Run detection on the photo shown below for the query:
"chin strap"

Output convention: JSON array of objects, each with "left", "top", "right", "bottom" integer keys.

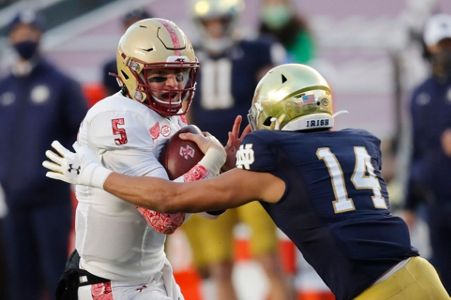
[{"left": 270, "top": 114, "right": 286, "bottom": 130}]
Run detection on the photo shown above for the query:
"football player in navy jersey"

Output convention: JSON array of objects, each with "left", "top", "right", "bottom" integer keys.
[{"left": 43, "top": 64, "right": 450, "bottom": 300}]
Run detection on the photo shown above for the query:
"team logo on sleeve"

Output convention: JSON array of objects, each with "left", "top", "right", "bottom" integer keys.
[{"left": 236, "top": 144, "right": 254, "bottom": 170}]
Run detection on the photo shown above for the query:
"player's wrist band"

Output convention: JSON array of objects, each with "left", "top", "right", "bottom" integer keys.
[
  {"left": 89, "top": 165, "right": 113, "bottom": 188},
  {"left": 199, "top": 146, "right": 226, "bottom": 175}
]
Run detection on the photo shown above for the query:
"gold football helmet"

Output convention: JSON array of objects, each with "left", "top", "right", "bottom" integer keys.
[
  {"left": 191, "top": 0, "right": 244, "bottom": 20},
  {"left": 248, "top": 64, "right": 334, "bottom": 131},
  {"left": 116, "top": 18, "right": 199, "bottom": 117},
  {"left": 191, "top": 0, "right": 244, "bottom": 52}
]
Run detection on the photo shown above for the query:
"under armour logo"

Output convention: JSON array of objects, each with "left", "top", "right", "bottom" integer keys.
[
  {"left": 136, "top": 284, "right": 147, "bottom": 292},
  {"left": 236, "top": 144, "right": 255, "bottom": 170},
  {"left": 68, "top": 164, "right": 81, "bottom": 175},
  {"left": 180, "top": 145, "right": 195, "bottom": 160}
]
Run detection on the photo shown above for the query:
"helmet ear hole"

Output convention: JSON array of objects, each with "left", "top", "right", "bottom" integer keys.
[
  {"left": 263, "top": 117, "right": 273, "bottom": 126},
  {"left": 121, "top": 70, "right": 129, "bottom": 80}
]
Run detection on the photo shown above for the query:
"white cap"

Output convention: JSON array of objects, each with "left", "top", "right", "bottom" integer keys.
[{"left": 423, "top": 14, "right": 451, "bottom": 46}]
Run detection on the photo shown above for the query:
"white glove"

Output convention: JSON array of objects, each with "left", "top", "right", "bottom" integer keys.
[{"left": 42, "top": 140, "right": 112, "bottom": 188}]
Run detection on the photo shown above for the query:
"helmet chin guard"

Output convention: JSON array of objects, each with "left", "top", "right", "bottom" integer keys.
[{"left": 133, "top": 61, "right": 198, "bottom": 117}]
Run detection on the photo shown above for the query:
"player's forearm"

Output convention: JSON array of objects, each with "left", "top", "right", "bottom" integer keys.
[
  {"left": 104, "top": 172, "right": 177, "bottom": 212},
  {"left": 103, "top": 172, "right": 216, "bottom": 213},
  {"left": 103, "top": 169, "right": 265, "bottom": 213},
  {"left": 104, "top": 172, "right": 232, "bottom": 213}
]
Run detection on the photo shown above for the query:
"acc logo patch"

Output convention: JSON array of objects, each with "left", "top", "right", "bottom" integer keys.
[
  {"left": 236, "top": 144, "right": 254, "bottom": 170},
  {"left": 161, "top": 124, "right": 171, "bottom": 137}
]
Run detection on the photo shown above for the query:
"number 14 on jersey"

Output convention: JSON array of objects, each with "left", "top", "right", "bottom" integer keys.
[{"left": 317, "top": 146, "right": 387, "bottom": 214}]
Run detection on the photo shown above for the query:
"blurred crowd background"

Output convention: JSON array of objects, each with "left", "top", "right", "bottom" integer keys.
[
  {"left": 0, "top": 0, "right": 448, "bottom": 153},
  {"left": 0, "top": 0, "right": 450, "bottom": 299}
]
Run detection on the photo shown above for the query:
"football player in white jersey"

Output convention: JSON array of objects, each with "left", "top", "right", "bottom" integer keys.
[{"left": 51, "top": 18, "right": 227, "bottom": 300}]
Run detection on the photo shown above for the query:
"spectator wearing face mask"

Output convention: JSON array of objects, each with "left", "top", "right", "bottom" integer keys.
[
  {"left": 402, "top": 13, "right": 451, "bottom": 295},
  {"left": 258, "top": 0, "right": 315, "bottom": 64},
  {"left": 0, "top": 10, "right": 87, "bottom": 300}
]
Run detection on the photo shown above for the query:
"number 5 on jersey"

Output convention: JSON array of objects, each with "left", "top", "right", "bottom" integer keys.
[
  {"left": 317, "top": 146, "right": 387, "bottom": 214},
  {"left": 112, "top": 118, "right": 128, "bottom": 145}
]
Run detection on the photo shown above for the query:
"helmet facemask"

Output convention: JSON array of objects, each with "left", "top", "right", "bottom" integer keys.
[{"left": 126, "top": 60, "right": 198, "bottom": 117}]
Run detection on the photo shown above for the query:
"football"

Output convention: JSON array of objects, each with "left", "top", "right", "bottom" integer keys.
[{"left": 159, "top": 125, "right": 204, "bottom": 180}]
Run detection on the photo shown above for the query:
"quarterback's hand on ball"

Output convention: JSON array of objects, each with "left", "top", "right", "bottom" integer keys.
[
  {"left": 179, "top": 131, "right": 226, "bottom": 175},
  {"left": 42, "top": 140, "right": 112, "bottom": 188}
]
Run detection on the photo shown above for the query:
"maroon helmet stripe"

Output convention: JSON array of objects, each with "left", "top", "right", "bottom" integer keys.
[{"left": 160, "top": 19, "right": 181, "bottom": 55}]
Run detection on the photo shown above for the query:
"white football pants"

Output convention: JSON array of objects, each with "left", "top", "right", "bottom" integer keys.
[{"left": 78, "top": 261, "right": 184, "bottom": 300}]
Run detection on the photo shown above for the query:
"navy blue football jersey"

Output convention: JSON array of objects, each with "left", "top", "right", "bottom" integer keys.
[
  {"left": 236, "top": 128, "right": 418, "bottom": 300},
  {"left": 191, "top": 37, "right": 279, "bottom": 144}
]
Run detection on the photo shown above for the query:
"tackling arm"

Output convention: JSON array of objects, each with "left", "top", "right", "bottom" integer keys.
[
  {"left": 103, "top": 168, "right": 285, "bottom": 213},
  {"left": 42, "top": 117, "right": 283, "bottom": 213}
]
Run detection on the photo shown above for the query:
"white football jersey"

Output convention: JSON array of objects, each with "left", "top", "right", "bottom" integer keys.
[{"left": 75, "top": 92, "right": 187, "bottom": 282}]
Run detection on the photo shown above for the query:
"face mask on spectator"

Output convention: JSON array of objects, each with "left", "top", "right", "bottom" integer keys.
[
  {"left": 431, "top": 49, "right": 451, "bottom": 80},
  {"left": 261, "top": 5, "right": 292, "bottom": 30},
  {"left": 13, "top": 40, "right": 39, "bottom": 60}
]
